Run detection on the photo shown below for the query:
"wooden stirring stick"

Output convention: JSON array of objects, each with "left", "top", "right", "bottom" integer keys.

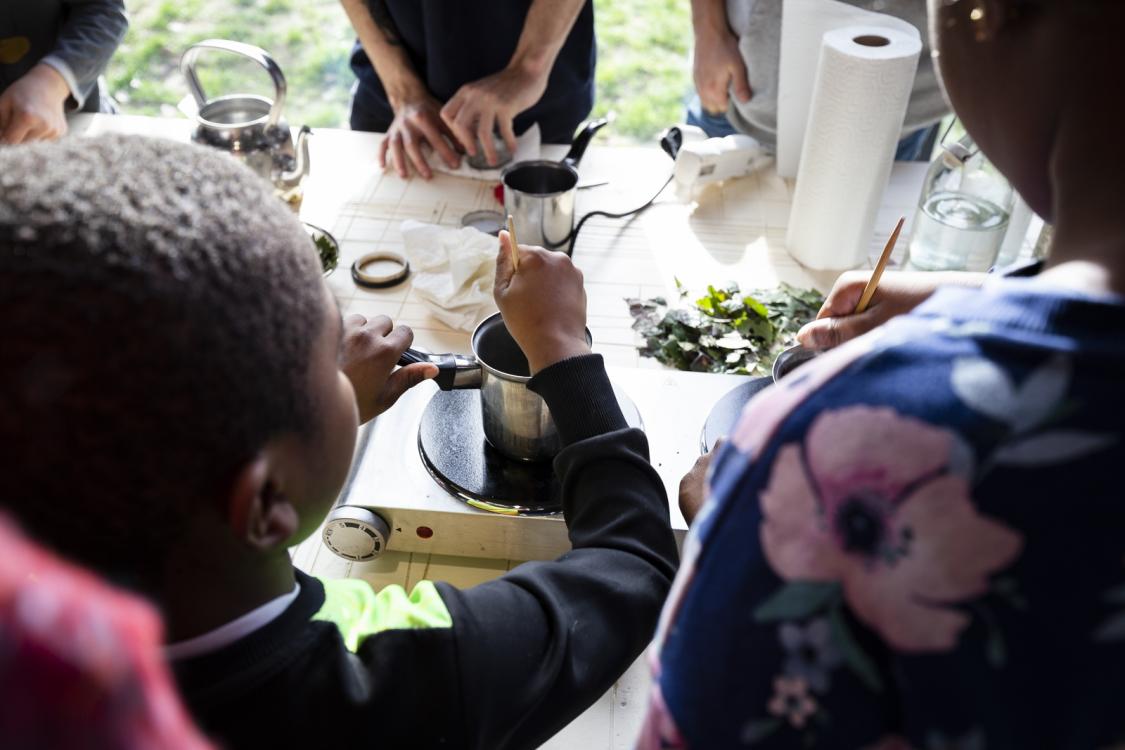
[
  {"left": 854, "top": 216, "right": 905, "bottom": 314},
  {"left": 506, "top": 214, "right": 520, "bottom": 272}
]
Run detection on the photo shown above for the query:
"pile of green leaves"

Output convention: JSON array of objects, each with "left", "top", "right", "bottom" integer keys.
[{"left": 627, "top": 282, "right": 824, "bottom": 376}]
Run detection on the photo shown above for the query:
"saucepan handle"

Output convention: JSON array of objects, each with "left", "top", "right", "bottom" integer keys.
[
  {"left": 398, "top": 349, "right": 481, "bottom": 391},
  {"left": 561, "top": 113, "right": 613, "bottom": 170}
]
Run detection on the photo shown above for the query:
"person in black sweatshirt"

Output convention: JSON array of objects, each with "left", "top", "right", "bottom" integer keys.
[{"left": 0, "top": 133, "right": 678, "bottom": 750}]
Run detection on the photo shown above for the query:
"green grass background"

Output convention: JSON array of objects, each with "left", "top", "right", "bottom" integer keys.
[{"left": 107, "top": 0, "right": 693, "bottom": 145}]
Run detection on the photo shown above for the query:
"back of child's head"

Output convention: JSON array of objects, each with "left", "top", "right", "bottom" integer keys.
[{"left": 0, "top": 134, "right": 325, "bottom": 590}]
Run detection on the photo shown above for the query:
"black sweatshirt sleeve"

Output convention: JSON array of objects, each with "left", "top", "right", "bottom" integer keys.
[
  {"left": 168, "top": 355, "right": 678, "bottom": 750},
  {"left": 435, "top": 354, "right": 679, "bottom": 750}
]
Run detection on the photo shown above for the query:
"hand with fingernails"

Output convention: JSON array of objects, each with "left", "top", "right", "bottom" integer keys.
[
  {"left": 796, "top": 270, "right": 985, "bottom": 351},
  {"left": 378, "top": 90, "right": 463, "bottom": 181},
  {"left": 440, "top": 65, "right": 548, "bottom": 169},
  {"left": 339, "top": 314, "right": 438, "bottom": 423},
  {"left": 494, "top": 231, "right": 590, "bottom": 374},
  {"left": 0, "top": 64, "right": 70, "bottom": 145}
]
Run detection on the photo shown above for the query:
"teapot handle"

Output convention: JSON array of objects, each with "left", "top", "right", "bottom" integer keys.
[{"left": 180, "top": 39, "right": 286, "bottom": 130}]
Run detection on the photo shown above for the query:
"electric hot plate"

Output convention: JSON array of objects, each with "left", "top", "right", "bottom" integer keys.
[{"left": 418, "top": 387, "right": 642, "bottom": 515}]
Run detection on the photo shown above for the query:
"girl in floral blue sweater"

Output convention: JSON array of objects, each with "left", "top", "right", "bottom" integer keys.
[{"left": 639, "top": 0, "right": 1125, "bottom": 748}]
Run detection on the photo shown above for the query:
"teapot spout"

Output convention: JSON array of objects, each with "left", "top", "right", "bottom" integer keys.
[{"left": 276, "top": 125, "right": 311, "bottom": 188}]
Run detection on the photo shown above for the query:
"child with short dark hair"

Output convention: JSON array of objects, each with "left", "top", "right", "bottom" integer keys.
[{"left": 0, "top": 134, "right": 677, "bottom": 749}]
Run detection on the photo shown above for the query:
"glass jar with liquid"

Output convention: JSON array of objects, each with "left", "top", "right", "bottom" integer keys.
[{"left": 905, "top": 132, "right": 1014, "bottom": 272}]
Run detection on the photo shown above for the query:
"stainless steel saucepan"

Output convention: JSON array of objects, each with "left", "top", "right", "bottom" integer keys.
[
  {"left": 398, "top": 313, "right": 591, "bottom": 462},
  {"left": 501, "top": 117, "right": 610, "bottom": 255}
]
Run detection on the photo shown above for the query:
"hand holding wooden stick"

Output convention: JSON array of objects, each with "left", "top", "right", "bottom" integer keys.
[
  {"left": 506, "top": 214, "right": 520, "bottom": 272},
  {"left": 854, "top": 216, "right": 905, "bottom": 314}
]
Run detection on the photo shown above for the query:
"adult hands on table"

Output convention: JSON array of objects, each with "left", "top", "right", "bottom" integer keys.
[
  {"left": 340, "top": 313, "right": 438, "bottom": 424},
  {"left": 797, "top": 270, "right": 986, "bottom": 350},
  {"left": 379, "top": 89, "right": 462, "bottom": 180},
  {"left": 494, "top": 231, "right": 590, "bottom": 374},
  {"left": 440, "top": 64, "right": 549, "bottom": 167},
  {"left": 0, "top": 64, "right": 70, "bottom": 145}
]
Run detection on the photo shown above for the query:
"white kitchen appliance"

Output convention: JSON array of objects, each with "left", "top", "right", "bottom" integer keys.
[{"left": 673, "top": 130, "right": 774, "bottom": 200}]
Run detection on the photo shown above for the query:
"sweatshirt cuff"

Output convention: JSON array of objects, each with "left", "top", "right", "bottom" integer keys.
[
  {"left": 39, "top": 55, "right": 87, "bottom": 110},
  {"left": 528, "top": 354, "right": 627, "bottom": 446}
]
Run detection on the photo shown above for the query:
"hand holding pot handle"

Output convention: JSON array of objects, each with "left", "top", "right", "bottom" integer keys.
[{"left": 495, "top": 231, "right": 591, "bottom": 374}]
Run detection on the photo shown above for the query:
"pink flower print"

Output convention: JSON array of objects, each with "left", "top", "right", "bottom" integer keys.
[
  {"left": 760, "top": 406, "right": 1023, "bottom": 652},
  {"left": 767, "top": 675, "right": 817, "bottom": 729}
]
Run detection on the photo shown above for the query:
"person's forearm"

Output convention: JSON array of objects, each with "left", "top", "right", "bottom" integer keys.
[
  {"left": 49, "top": 0, "right": 128, "bottom": 107},
  {"left": 437, "top": 355, "right": 677, "bottom": 749},
  {"left": 691, "top": 0, "right": 732, "bottom": 38},
  {"left": 339, "top": 0, "right": 425, "bottom": 108},
  {"left": 508, "top": 0, "right": 586, "bottom": 81}
]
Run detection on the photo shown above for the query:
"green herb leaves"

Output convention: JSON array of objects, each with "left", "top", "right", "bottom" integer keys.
[
  {"left": 312, "top": 233, "right": 339, "bottom": 274},
  {"left": 627, "top": 282, "right": 824, "bottom": 377}
]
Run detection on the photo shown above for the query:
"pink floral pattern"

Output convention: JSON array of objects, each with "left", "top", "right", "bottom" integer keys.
[
  {"left": 760, "top": 406, "right": 1023, "bottom": 652},
  {"left": 767, "top": 676, "right": 818, "bottom": 728}
]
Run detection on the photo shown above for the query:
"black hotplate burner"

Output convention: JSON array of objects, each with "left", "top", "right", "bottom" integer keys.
[{"left": 418, "top": 387, "right": 642, "bottom": 515}]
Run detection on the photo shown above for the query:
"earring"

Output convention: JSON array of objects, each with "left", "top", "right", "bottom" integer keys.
[
  {"left": 940, "top": 0, "right": 997, "bottom": 41},
  {"left": 969, "top": 1, "right": 991, "bottom": 42}
]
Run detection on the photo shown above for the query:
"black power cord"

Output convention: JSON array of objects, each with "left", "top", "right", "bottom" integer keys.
[
  {"left": 562, "top": 126, "right": 684, "bottom": 255},
  {"left": 566, "top": 173, "right": 674, "bottom": 255}
]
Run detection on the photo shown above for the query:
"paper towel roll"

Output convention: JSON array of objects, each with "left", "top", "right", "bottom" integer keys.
[
  {"left": 785, "top": 26, "right": 921, "bottom": 271},
  {"left": 777, "top": 0, "right": 921, "bottom": 179}
]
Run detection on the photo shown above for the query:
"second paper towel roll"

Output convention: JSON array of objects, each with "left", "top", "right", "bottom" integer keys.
[{"left": 786, "top": 26, "right": 921, "bottom": 271}]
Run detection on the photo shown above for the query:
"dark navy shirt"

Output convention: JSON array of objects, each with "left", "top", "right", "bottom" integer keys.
[
  {"left": 348, "top": 0, "right": 595, "bottom": 143},
  {"left": 0, "top": 0, "right": 127, "bottom": 112},
  {"left": 639, "top": 279, "right": 1125, "bottom": 749}
]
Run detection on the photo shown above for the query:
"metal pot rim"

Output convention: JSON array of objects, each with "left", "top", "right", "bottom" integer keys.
[
  {"left": 195, "top": 94, "right": 273, "bottom": 132},
  {"left": 471, "top": 313, "right": 529, "bottom": 383},
  {"left": 470, "top": 312, "right": 592, "bottom": 383},
  {"left": 500, "top": 160, "right": 579, "bottom": 196}
]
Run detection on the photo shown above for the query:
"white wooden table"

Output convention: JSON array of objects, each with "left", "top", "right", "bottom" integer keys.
[{"left": 71, "top": 113, "right": 927, "bottom": 749}]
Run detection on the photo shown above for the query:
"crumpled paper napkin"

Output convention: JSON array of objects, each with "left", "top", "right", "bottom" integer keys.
[
  {"left": 402, "top": 220, "right": 499, "bottom": 332},
  {"left": 427, "top": 124, "right": 541, "bottom": 181}
]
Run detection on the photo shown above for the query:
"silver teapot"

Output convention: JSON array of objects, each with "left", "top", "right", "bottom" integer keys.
[{"left": 180, "top": 39, "right": 310, "bottom": 192}]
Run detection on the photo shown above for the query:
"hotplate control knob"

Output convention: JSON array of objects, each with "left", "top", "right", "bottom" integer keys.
[{"left": 322, "top": 506, "right": 391, "bottom": 562}]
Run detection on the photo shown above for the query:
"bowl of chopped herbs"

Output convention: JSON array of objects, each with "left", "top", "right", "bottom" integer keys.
[
  {"left": 303, "top": 222, "right": 339, "bottom": 276},
  {"left": 627, "top": 281, "right": 825, "bottom": 378}
]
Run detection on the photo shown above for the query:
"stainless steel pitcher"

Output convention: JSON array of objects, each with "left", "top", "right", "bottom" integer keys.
[
  {"left": 501, "top": 117, "right": 609, "bottom": 255},
  {"left": 180, "top": 39, "right": 310, "bottom": 192},
  {"left": 399, "top": 313, "right": 591, "bottom": 462}
]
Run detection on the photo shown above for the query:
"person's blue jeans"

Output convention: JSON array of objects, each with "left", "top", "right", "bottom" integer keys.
[
  {"left": 685, "top": 95, "right": 739, "bottom": 138},
  {"left": 685, "top": 95, "right": 938, "bottom": 162},
  {"left": 893, "top": 124, "right": 939, "bottom": 161}
]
